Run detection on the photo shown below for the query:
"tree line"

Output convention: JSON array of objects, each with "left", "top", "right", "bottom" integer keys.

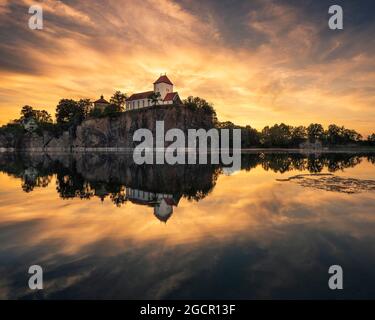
[
  {"left": 218, "top": 121, "right": 375, "bottom": 147},
  {"left": 1, "top": 94, "right": 374, "bottom": 147}
]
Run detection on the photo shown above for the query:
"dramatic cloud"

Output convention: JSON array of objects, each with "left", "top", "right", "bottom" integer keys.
[{"left": 0, "top": 0, "right": 374, "bottom": 135}]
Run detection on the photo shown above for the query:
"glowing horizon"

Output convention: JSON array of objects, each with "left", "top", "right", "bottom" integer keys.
[{"left": 0, "top": 0, "right": 374, "bottom": 136}]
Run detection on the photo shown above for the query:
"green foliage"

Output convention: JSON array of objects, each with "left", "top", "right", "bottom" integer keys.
[
  {"left": 368, "top": 133, "right": 375, "bottom": 145},
  {"left": 20, "top": 105, "right": 52, "bottom": 124},
  {"left": 3, "top": 94, "right": 372, "bottom": 150},
  {"left": 291, "top": 126, "right": 307, "bottom": 146},
  {"left": 218, "top": 121, "right": 260, "bottom": 147},
  {"left": 20, "top": 105, "right": 34, "bottom": 119},
  {"left": 110, "top": 91, "right": 127, "bottom": 111},
  {"left": 39, "top": 122, "right": 64, "bottom": 137},
  {"left": 183, "top": 96, "right": 218, "bottom": 124},
  {"left": 55, "top": 99, "right": 85, "bottom": 125},
  {"left": 148, "top": 92, "right": 161, "bottom": 106},
  {"left": 77, "top": 99, "right": 93, "bottom": 118},
  {"left": 0, "top": 122, "right": 24, "bottom": 136},
  {"left": 89, "top": 107, "right": 103, "bottom": 118},
  {"left": 326, "top": 124, "right": 362, "bottom": 145},
  {"left": 261, "top": 123, "right": 295, "bottom": 147},
  {"left": 103, "top": 104, "right": 122, "bottom": 118},
  {"left": 307, "top": 123, "right": 324, "bottom": 143}
]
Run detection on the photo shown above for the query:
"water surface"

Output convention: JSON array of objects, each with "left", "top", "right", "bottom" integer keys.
[{"left": 0, "top": 152, "right": 375, "bottom": 299}]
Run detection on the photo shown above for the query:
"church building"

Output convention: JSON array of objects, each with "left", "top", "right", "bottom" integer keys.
[
  {"left": 93, "top": 95, "right": 110, "bottom": 111},
  {"left": 125, "top": 74, "right": 182, "bottom": 110}
]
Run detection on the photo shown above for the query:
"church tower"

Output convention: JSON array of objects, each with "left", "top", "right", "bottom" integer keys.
[{"left": 153, "top": 74, "right": 173, "bottom": 100}]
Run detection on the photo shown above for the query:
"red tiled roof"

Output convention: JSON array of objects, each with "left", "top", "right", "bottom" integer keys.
[
  {"left": 164, "top": 92, "right": 178, "bottom": 101},
  {"left": 163, "top": 197, "right": 176, "bottom": 206},
  {"left": 154, "top": 75, "right": 173, "bottom": 85},
  {"left": 94, "top": 95, "right": 109, "bottom": 104},
  {"left": 126, "top": 91, "right": 154, "bottom": 101}
]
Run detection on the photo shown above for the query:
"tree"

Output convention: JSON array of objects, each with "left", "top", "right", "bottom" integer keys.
[
  {"left": 326, "top": 124, "right": 362, "bottom": 145},
  {"left": 89, "top": 107, "right": 103, "bottom": 118},
  {"left": 103, "top": 104, "right": 122, "bottom": 117},
  {"left": 35, "top": 110, "right": 52, "bottom": 124},
  {"left": 368, "top": 133, "right": 375, "bottom": 145},
  {"left": 110, "top": 91, "right": 127, "bottom": 111},
  {"left": 55, "top": 99, "right": 83, "bottom": 125},
  {"left": 20, "top": 105, "right": 35, "bottom": 119},
  {"left": 183, "top": 96, "right": 198, "bottom": 111},
  {"left": 307, "top": 123, "right": 324, "bottom": 143},
  {"left": 77, "top": 99, "right": 93, "bottom": 118},
  {"left": 183, "top": 96, "right": 218, "bottom": 124},
  {"left": 148, "top": 92, "right": 161, "bottom": 106},
  {"left": 342, "top": 128, "right": 362, "bottom": 143},
  {"left": 243, "top": 125, "right": 260, "bottom": 147},
  {"left": 291, "top": 126, "right": 307, "bottom": 146},
  {"left": 20, "top": 105, "right": 52, "bottom": 124},
  {"left": 261, "top": 123, "right": 293, "bottom": 147}
]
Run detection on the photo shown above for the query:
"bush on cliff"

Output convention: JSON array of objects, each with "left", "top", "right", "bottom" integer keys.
[
  {"left": 88, "top": 104, "right": 122, "bottom": 119},
  {"left": 56, "top": 99, "right": 85, "bottom": 125},
  {"left": 183, "top": 96, "right": 218, "bottom": 125},
  {"left": 0, "top": 122, "right": 24, "bottom": 136}
]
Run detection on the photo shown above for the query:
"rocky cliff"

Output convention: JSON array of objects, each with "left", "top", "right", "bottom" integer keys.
[{"left": 0, "top": 105, "right": 214, "bottom": 151}]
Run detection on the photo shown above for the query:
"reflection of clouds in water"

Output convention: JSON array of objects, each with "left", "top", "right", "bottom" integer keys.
[
  {"left": 0, "top": 155, "right": 375, "bottom": 298},
  {"left": 2, "top": 219, "right": 375, "bottom": 299}
]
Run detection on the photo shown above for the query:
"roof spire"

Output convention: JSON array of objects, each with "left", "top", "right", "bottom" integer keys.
[{"left": 154, "top": 74, "right": 173, "bottom": 85}]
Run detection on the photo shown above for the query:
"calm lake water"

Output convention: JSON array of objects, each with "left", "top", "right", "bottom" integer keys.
[{"left": 0, "top": 152, "right": 375, "bottom": 299}]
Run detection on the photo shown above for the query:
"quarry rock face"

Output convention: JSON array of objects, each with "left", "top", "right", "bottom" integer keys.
[{"left": 0, "top": 106, "right": 214, "bottom": 151}]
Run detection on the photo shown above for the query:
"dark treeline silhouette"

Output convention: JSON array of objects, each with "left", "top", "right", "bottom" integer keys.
[
  {"left": 0, "top": 91, "right": 128, "bottom": 138},
  {"left": 219, "top": 121, "right": 374, "bottom": 148},
  {"left": 1, "top": 96, "right": 374, "bottom": 148},
  {"left": 0, "top": 153, "right": 374, "bottom": 205}
]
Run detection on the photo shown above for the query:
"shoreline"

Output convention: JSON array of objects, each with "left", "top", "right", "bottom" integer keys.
[{"left": 1, "top": 147, "right": 375, "bottom": 154}]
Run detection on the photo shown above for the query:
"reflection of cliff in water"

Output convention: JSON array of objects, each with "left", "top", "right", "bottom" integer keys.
[
  {"left": 0, "top": 153, "right": 221, "bottom": 222},
  {"left": 0, "top": 152, "right": 374, "bottom": 221}
]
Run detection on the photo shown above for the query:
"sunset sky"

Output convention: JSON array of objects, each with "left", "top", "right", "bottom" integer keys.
[{"left": 0, "top": 0, "right": 374, "bottom": 135}]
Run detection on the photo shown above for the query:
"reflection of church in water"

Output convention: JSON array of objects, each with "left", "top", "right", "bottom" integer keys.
[
  {"left": 126, "top": 188, "right": 181, "bottom": 223},
  {"left": 94, "top": 185, "right": 181, "bottom": 223}
]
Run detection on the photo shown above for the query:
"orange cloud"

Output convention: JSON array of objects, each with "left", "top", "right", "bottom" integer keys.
[{"left": 0, "top": 0, "right": 374, "bottom": 136}]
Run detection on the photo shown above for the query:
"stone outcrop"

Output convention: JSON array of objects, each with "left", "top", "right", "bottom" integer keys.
[{"left": 0, "top": 105, "right": 214, "bottom": 151}]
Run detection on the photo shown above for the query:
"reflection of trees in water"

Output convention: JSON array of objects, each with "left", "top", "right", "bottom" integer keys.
[
  {"left": 368, "top": 155, "right": 375, "bottom": 165},
  {"left": 110, "top": 186, "right": 127, "bottom": 207},
  {"left": 56, "top": 163, "right": 94, "bottom": 200},
  {"left": 22, "top": 175, "right": 52, "bottom": 193},
  {"left": 0, "top": 154, "right": 220, "bottom": 211},
  {"left": 0, "top": 152, "right": 374, "bottom": 205},
  {"left": 241, "top": 153, "right": 366, "bottom": 174},
  {"left": 179, "top": 166, "right": 221, "bottom": 202}
]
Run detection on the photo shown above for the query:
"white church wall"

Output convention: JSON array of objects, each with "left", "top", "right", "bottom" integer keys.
[{"left": 154, "top": 82, "right": 173, "bottom": 99}]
